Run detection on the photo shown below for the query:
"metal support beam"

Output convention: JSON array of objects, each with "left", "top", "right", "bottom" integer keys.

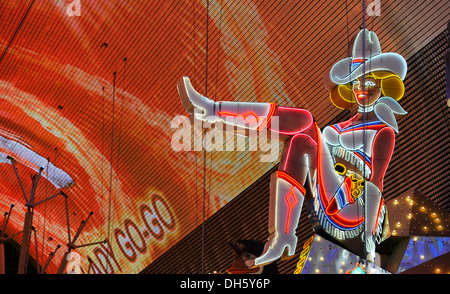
[
  {"left": 64, "top": 194, "right": 71, "bottom": 244},
  {"left": 17, "top": 168, "right": 42, "bottom": 274},
  {"left": 8, "top": 156, "right": 68, "bottom": 274},
  {"left": 57, "top": 211, "right": 105, "bottom": 274},
  {"left": 17, "top": 207, "right": 33, "bottom": 274},
  {"left": 33, "top": 191, "right": 64, "bottom": 208}
]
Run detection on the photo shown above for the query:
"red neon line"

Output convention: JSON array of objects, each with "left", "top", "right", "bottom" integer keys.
[
  {"left": 344, "top": 176, "right": 355, "bottom": 204},
  {"left": 282, "top": 133, "right": 317, "bottom": 171},
  {"left": 257, "top": 103, "right": 276, "bottom": 130},
  {"left": 354, "top": 152, "right": 372, "bottom": 169},
  {"left": 340, "top": 125, "right": 386, "bottom": 133},
  {"left": 285, "top": 186, "right": 297, "bottom": 233},
  {"left": 372, "top": 199, "right": 385, "bottom": 235},
  {"left": 370, "top": 127, "right": 395, "bottom": 191},
  {"left": 352, "top": 59, "right": 365, "bottom": 63},
  {"left": 330, "top": 125, "right": 340, "bottom": 133},
  {"left": 276, "top": 170, "right": 306, "bottom": 195},
  {"left": 217, "top": 103, "right": 276, "bottom": 130},
  {"left": 217, "top": 111, "right": 261, "bottom": 124}
]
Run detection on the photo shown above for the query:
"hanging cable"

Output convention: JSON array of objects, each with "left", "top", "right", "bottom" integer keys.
[
  {"left": 201, "top": 0, "right": 211, "bottom": 275},
  {"left": 101, "top": 85, "right": 106, "bottom": 237},
  {"left": 40, "top": 158, "right": 50, "bottom": 274},
  {"left": 0, "top": 0, "right": 35, "bottom": 67},
  {"left": 361, "top": 0, "right": 368, "bottom": 264},
  {"left": 192, "top": 0, "right": 199, "bottom": 231},
  {"left": 107, "top": 72, "right": 117, "bottom": 249}
]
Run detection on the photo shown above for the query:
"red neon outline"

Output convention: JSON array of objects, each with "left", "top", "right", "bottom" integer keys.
[
  {"left": 282, "top": 133, "right": 317, "bottom": 171},
  {"left": 352, "top": 59, "right": 366, "bottom": 64},
  {"left": 217, "top": 111, "right": 261, "bottom": 124},
  {"left": 324, "top": 176, "right": 353, "bottom": 216},
  {"left": 372, "top": 198, "right": 385, "bottom": 235},
  {"left": 217, "top": 103, "right": 276, "bottom": 130},
  {"left": 268, "top": 107, "right": 313, "bottom": 135},
  {"left": 354, "top": 152, "right": 372, "bottom": 169},
  {"left": 276, "top": 170, "right": 306, "bottom": 195},
  {"left": 369, "top": 127, "right": 395, "bottom": 191},
  {"left": 344, "top": 176, "right": 355, "bottom": 204},
  {"left": 340, "top": 124, "right": 386, "bottom": 133},
  {"left": 285, "top": 186, "right": 297, "bottom": 233},
  {"left": 316, "top": 124, "right": 364, "bottom": 228},
  {"left": 330, "top": 125, "right": 340, "bottom": 133},
  {"left": 257, "top": 103, "right": 276, "bottom": 130},
  {"left": 332, "top": 122, "right": 387, "bottom": 134}
]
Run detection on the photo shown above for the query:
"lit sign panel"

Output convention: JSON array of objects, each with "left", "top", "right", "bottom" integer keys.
[{"left": 177, "top": 29, "right": 407, "bottom": 266}]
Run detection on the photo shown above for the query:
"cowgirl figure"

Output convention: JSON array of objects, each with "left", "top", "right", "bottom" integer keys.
[{"left": 177, "top": 29, "right": 407, "bottom": 267}]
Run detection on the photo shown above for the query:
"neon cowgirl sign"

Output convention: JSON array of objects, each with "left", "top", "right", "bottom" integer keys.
[{"left": 177, "top": 29, "right": 407, "bottom": 266}]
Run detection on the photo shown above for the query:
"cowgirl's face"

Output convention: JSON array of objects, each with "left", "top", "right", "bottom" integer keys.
[{"left": 352, "top": 75, "right": 381, "bottom": 107}]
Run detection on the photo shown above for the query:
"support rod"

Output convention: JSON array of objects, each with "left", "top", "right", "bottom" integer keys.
[
  {"left": 8, "top": 157, "right": 29, "bottom": 203},
  {"left": 75, "top": 239, "right": 107, "bottom": 249},
  {"left": 41, "top": 245, "right": 61, "bottom": 274},
  {"left": 17, "top": 168, "right": 42, "bottom": 274},
  {"left": 64, "top": 195, "right": 71, "bottom": 244},
  {"left": 1, "top": 205, "right": 14, "bottom": 238},
  {"left": 33, "top": 227, "right": 40, "bottom": 274},
  {"left": 33, "top": 191, "right": 64, "bottom": 208},
  {"left": 57, "top": 211, "right": 95, "bottom": 274}
]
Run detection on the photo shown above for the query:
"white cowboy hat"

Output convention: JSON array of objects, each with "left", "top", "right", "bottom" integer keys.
[{"left": 329, "top": 29, "right": 407, "bottom": 85}]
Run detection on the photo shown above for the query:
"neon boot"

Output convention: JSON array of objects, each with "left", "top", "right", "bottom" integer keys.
[{"left": 251, "top": 171, "right": 306, "bottom": 267}]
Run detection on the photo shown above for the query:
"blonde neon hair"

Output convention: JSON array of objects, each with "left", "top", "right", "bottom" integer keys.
[{"left": 329, "top": 71, "right": 405, "bottom": 110}]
